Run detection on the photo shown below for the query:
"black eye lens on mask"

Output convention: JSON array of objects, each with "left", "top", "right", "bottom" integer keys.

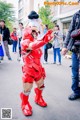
[{"left": 32, "top": 30, "right": 36, "bottom": 32}]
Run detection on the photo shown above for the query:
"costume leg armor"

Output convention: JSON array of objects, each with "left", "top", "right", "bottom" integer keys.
[
  {"left": 20, "top": 73, "right": 33, "bottom": 116},
  {"left": 20, "top": 92, "right": 32, "bottom": 116},
  {"left": 34, "top": 85, "right": 47, "bottom": 107}
]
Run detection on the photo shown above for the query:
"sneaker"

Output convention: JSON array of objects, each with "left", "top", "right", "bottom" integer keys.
[
  {"left": 17, "top": 57, "right": 21, "bottom": 61},
  {"left": 8, "top": 57, "right": 12, "bottom": 60},
  {"left": 14, "top": 52, "right": 17, "bottom": 54},
  {"left": 43, "top": 61, "right": 48, "bottom": 64},
  {"left": 69, "top": 65, "right": 72, "bottom": 67},
  {"left": 0, "top": 57, "right": 4, "bottom": 60},
  {"left": 57, "top": 63, "right": 61, "bottom": 65},
  {"left": 51, "top": 62, "right": 56, "bottom": 64},
  {"left": 68, "top": 93, "right": 80, "bottom": 100},
  {"left": 53, "top": 62, "right": 56, "bottom": 64}
]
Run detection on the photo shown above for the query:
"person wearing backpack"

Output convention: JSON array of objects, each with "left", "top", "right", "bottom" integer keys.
[{"left": 0, "top": 20, "right": 12, "bottom": 60}]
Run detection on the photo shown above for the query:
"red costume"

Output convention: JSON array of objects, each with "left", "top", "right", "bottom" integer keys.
[{"left": 20, "top": 11, "right": 53, "bottom": 116}]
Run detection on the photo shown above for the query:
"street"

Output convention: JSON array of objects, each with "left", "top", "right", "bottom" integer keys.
[{"left": 0, "top": 48, "right": 80, "bottom": 120}]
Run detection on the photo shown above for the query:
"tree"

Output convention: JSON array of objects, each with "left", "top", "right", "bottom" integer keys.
[
  {"left": 0, "top": 0, "right": 15, "bottom": 31},
  {"left": 38, "top": 4, "right": 54, "bottom": 29}
]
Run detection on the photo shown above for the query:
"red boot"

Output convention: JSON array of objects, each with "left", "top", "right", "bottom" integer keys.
[
  {"left": 20, "top": 92, "right": 32, "bottom": 116},
  {"left": 34, "top": 88, "right": 47, "bottom": 107}
]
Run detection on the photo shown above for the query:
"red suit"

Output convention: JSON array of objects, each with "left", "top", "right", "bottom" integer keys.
[{"left": 20, "top": 27, "right": 53, "bottom": 116}]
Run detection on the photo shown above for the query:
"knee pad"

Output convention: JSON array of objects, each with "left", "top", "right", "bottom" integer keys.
[
  {"left": 23, "top": 91, "right": 31, "bottom": 96},
  {"left": 39, "top": 84, "right": 45, "bottom": 90},
  {"left": 40, "top": 84, "right": 45, "bottom": 89}
]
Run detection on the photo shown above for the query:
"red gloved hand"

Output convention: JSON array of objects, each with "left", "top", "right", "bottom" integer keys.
[
  {"left": 43, "top": 30, "right": 53, "bottom": 43},
  {"left": 46, "top": 29, "right": 53, "bottom": 35}
]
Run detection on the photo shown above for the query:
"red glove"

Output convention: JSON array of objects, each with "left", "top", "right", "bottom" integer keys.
[{"left": 43, "top": 29, "right": 53, "bottom": 43}]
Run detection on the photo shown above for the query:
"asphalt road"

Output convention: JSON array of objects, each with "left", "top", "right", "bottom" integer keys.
[{"left": 0, "top": 48, "right": 80, "bottom": 120}]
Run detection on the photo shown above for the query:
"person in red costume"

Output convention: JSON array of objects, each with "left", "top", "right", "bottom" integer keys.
[{"left": 20, "top": 11, "right": 53, "bottom": 116}]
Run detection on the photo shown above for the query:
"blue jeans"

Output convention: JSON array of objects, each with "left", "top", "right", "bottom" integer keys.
[
  {"left": 12, "top": 41, "right": 17, "bottom": 52},
  {"left": 53, "top": 48, "right": 61, "bottom": 63},
  {"left": 71, "top": 52, "right": 80, "bottom": 95}
]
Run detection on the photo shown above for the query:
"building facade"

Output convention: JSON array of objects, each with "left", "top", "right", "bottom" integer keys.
[
  {"left": 51, "top": 0, "right": 80, "bottom": 34},
  {"left": 18, "top": 0, "right": 45, "bottom": 26},
  {"left": 34, "top": 0, "right": 45, "bottom": 12},
  {"left": 18, "top": 0, "right": 34, "bottom": 25}
]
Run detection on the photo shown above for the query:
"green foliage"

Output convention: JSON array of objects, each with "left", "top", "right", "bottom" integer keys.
[
  {"left": 68, "top": 51, "right": 72, "bottom": 55},
  {"left": 6, "top": 20, "right": 13, "bottom": 32},
  {"left": 0, "top": 0, "right": 15, "bottom": 31},
  {"left": 38, "top": 5, "right": 54, "bottom": 29}
]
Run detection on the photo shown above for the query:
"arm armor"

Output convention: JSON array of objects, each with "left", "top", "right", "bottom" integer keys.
[{"left": 29, "top": 30, "right": 53, "bottom": 50}]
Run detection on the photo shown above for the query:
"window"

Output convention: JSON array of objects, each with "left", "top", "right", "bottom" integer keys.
[
  {"left": 18, "top": 0, "right": 23, "bottom": 8},
  {"left": 63, "top": 22, "right": 71, "bottom": 34}
]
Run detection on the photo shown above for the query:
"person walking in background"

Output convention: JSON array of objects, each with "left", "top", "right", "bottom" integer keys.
[
  {"left": 17, "top": 22, "right": 24, "bottom": 61},
  {"left": 52, "top": 25, "right": 62, "bottom": 65},
  {"left": 0, "top": 20, "right": 12, "bottom": 60},
  {"left": 10, "top": 28, "right": 18, "bottom": 53}
]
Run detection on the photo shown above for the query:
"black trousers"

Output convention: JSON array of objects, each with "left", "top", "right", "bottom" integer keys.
[
  {"left": 19, "top": 47, "right": 21, "bottom": 57},
  {"left": 44, "top": 48, "right": 48, "bottom": 62},
  {"left": 19, "top": 38, "right": 22, "bottom": 57}
]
